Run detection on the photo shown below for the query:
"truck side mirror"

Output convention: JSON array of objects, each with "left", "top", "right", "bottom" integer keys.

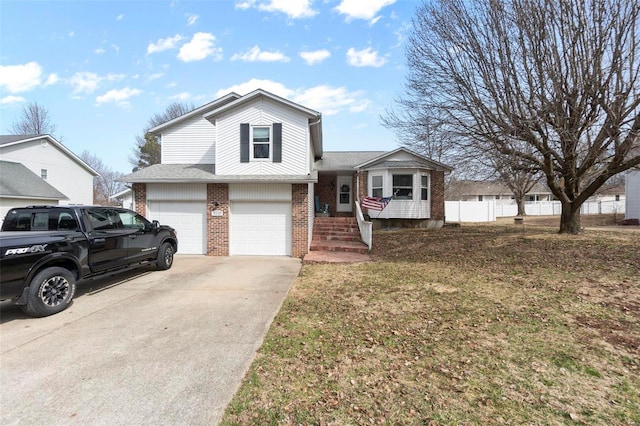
[{"left": 152, "top": 220, "right": 160, "bottom": 231}]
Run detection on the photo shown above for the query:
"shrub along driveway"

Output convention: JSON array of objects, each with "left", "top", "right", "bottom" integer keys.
[{"left": 0, "top": 255, "right": 301, "bottom": 425}]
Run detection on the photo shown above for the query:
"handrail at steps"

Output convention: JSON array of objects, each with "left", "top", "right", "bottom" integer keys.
[{"left": 355, "top": 199, "right": 372, "bottom": 251}]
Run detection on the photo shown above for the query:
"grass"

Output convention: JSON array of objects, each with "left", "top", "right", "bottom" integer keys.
[{"left": 221, "top": 218, "right": 640, "bottom": 425}]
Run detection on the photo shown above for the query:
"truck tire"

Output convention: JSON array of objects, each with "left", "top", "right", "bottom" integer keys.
[
  {"left": 156, "top": 242, "right": 174, "bottom": 270},
  {"left": 22, "top": 267, "right": 76, "bottom": 317}
]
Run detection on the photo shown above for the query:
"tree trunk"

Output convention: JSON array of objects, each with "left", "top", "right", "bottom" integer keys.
[
  {"left": 516, "top": 197, "right": 526, "bottom": 216},
  {"left": 559, "top": 202, "right": 581, "bottom": 234}
]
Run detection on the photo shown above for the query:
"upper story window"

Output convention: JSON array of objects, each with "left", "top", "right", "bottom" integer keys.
[
  {"left": 240, "top": 122, "right": 282, "bottom": 163},
  {"left": 41, "top": 169, "right": 48, "bottom": 180},
  {"left": 371, "top": 175, "right": 383, "bottom": 198},
  {"left": 392, "top": 174, "right": 413, "bottom": 200},
  {"left": 252, "top": 126, "right": 271, "bottom": 160}
]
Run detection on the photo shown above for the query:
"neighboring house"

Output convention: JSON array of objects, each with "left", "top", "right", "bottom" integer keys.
[
  {"left": 626, "top": 169, "right": 640, "bottom": 221},
  {"left": 0, "top": 161, "right": 68, "bottom": 221},
  {"left": 120, "top": 89, "right": 451, "bottom": 257},
  {"left": 589, "top": 182, "right": 626, "bottom": 203},
  {"left": 447, "top": 180, "right": 552, "bottom": 203},
  {"left": 0, "top": 135, "right": 98, "bottom": 209},
  {"left": 110, "top": 187, "right": 134, "bottom": 209}
]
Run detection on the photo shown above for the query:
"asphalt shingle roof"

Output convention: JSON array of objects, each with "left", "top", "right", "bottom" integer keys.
[
  {"left": 314, "top": 151, "right": 386, "bottom": 171},
  {"left": 0, "top": 161, "right": 68, "bottom": 200}
]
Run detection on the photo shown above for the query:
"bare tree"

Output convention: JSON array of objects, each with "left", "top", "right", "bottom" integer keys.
[
  {"left": 10, "top": 102, "right": 57, "bottom": 136},
  {"left": 396, "top": 0, "right": 640, "bottom": 233},
  {"left": 130, "top": 102, "right": 195, "bottom": 169},
  {"left": 80, "top": 151, "right": 125, "bottom": 206}
]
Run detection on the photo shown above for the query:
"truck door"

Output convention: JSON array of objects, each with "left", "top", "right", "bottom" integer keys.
[
  {"left": 113, "top": 209, "right": 158, "bottom": 263},
  {"left": 84, "top": 208, "right": 129, "bottom": 271}
]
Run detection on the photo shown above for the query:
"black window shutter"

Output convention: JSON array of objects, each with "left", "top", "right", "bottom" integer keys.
[
  {"left": 240, "top": 123, "right": 249, "bottom": 163},
  {"left": 273, "top": 122, "right": 282, "bottom": 163}
]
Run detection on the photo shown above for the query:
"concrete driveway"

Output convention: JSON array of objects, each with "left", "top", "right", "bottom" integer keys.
[{"left": 0, "top": 255, "right": 301, "bottom": 425}]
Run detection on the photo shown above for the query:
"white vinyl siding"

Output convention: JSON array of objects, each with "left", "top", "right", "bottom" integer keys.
[
  {"left": 216, "top": 97, "right": 309, "bottom": 175},
  {"left": 0, "top": 140, "right": 94, "bottom": 205},
  {"left": 161, "top": 115, "right": 216, "bottom": 164}
]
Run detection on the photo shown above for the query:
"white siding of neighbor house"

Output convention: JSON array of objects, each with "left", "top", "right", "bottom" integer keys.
[
  {"left": 0, "top": 198, "right": 59, "bottom": 224},
  {"left": 161, "top": 115, "right": 216, "bottom": 164},
  {"left": 215, "top": 97, "right": 310, "bottom": 176},
  {"left": 0, "top": 140, "right": 94, "bottom": 205},
  {"left": 626, "top": 170, "right": 640, "bottom": 220}
]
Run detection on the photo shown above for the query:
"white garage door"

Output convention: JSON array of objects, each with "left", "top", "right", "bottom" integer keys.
[
  {"left": 230, "top": 202, "right": 291, "bottom": 256},
  {"left": 148, "top": 201, "right": 206, "bottom": 254}
]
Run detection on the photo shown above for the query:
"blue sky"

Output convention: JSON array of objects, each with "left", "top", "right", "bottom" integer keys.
[{"left": 0, "top": 0, "right": 417, "bottom": 173}]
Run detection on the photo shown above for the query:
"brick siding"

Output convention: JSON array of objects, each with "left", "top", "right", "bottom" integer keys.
[
  {"left": 207, "top": 183, "right": 229, "bottom": 256},
  {"left": 132, "top": 183, "right": 146, "bottom": 216},
  {"left": 431, "top": 170, "right": 445, "bottom": 220},
  {"left": 291, "top": 183, "right": 309, "bottom": 257}
]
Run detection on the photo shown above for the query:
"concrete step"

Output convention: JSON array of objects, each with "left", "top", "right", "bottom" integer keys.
[{"left": 310, "top": 240, "right": 369, "bottom": 254}]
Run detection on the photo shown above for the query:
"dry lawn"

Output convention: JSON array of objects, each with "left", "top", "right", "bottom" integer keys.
[{"left": 221, "top": 220, "right": 640, "bottom": 425}]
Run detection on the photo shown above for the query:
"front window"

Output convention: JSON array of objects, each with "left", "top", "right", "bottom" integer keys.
[
  {"left": 421, "top": 175, "right": 429, "bottom": 200},
  {"left": 252, "top": 126, "right": 270, "bottom": 159},
  {"left": 371, "top": 175, "right": 383, "bottom": 198},
  {"left": 117, "top": 210, "right": 150, "bottom": 230},
  {"left": 393, "top": 174, "right": 413, "bottom": 199}
]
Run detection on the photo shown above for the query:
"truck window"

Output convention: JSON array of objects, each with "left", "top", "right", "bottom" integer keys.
[
  {"left": 87, "top": 208, "right": 120, "bottom": 231},
  {"left": 57, "top": 212, "right": 79, "bottom": 231},
  {"left": 1, "top": 210, "right": 32, "bottom": 231},
  {"left": 117, "top": 210, "right": 149, "bottom": 230},
  {"left": 32, "top": 213, "right": 49, "bottom": 230}
]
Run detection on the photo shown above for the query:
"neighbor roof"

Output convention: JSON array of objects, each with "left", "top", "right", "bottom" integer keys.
[
  {"left": 0, "top": 134, "right": 99, "bottom": 177},
  {"left": 0, "top": 161, "right": 68, "bottom": 200},
  {"left": 448, "top": 180, "right": 552, "bottom": 197}
]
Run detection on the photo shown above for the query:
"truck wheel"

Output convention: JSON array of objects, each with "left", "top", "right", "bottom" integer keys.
[
  {"left": 156, "top": 242, "right": 174, "bottom": 270},
  {"left": 22, "top": 267, "right": 76, "bottom": 317}
]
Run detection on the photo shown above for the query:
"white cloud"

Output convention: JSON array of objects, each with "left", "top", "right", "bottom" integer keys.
[
  {"left": 334, "top": 0, "right": 396, "bottom": 23},
  {"left": 68, "top": 72, "right": 125, "bottom": 95},
  {"left": 231, "top": 45, "right": 289, "bottom": 62},
  {"left": 1, "top": 95, "right": 26, "bottom": 104},
  {"left": 0, "top": 62, "right": 43, "bottom": 93},
  {"left": 235, "top": 0, "right": 316, "bottom": 18},
  {"left": 346, "top": 47, "right": 388, "bottom": 67},
  {"left": 44, "top": 74, "right": 59, "bottom": 86},
  {"left": 95, "top": 87, "right": 142, "bottom": 108},
  {"left": 69, "top": 31, "right": 75, "bottom": 37},
  {"left": 69, "top": 72, "right": 100, "bottom": 95},
  {"left": 148, "top": 73, "right": 164, "bottom": 81},
  {"left": 169, "top": 92, "right": 193, "bottom": 101},
  {"left": 147, "top": 34, "right": 184, "bottom": 54},
  {"left": 186, "top": 13, "right": 199, "bottom": 25},
  {"left": 116, "top": 14, "right": 124, "bottom": 21},
  {"left": 234, "top": 0, "right": 254, "bottom": 10},
  {"left": 95, "top": 47, "right": 106, "bottom": 55},
  {"left": 216, "top": 79, "right": 294, "bottom": 99},
  {"left": 177, "top": 32, "right": 222, "bottom": 62},
  {"left": 215, "top": 79, "right": 370, "bottom": 116},
  {"left": 299, "top": 49, "right": 331, "bottom": 65},
  {"left": 258, "top": 0, "right": 317, "bottom": 19}
]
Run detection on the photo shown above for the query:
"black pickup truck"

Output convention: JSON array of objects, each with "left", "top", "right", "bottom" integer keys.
[{"left": 0, "top": 205, "right": 178, "bottom": 317}]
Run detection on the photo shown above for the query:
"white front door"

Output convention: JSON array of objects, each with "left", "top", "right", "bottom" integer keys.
[{"left": 336, "top": 175, "right": 353, "bottom": 213}]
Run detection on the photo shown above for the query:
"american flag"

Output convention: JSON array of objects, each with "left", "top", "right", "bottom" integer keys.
[{"left": 362, "top": 196, "right": 393, "bottom": 211}]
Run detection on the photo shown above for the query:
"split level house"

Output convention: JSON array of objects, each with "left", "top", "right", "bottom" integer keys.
[
  {"left": 0, "top": 134, "right": 98, "bottom": 220},
  {"left": 120, "top": 89, "right": 452, "bottom": 257}
]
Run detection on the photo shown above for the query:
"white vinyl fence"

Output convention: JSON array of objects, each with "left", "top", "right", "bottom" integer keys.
[{"left": 446, "top": 200, "right": 625, "bottom": 222}]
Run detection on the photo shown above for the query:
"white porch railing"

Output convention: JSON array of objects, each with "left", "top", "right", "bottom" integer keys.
[{"left": 355, "top": 199, "right": 373, "bottom": 251}]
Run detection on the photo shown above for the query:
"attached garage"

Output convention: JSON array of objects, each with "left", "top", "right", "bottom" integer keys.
[
  {"left": 229, "top": 183, "right": 292, "bottom": 256},
  {"left": 146, "top": 184, "right": 207, "bottom": 255}
]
